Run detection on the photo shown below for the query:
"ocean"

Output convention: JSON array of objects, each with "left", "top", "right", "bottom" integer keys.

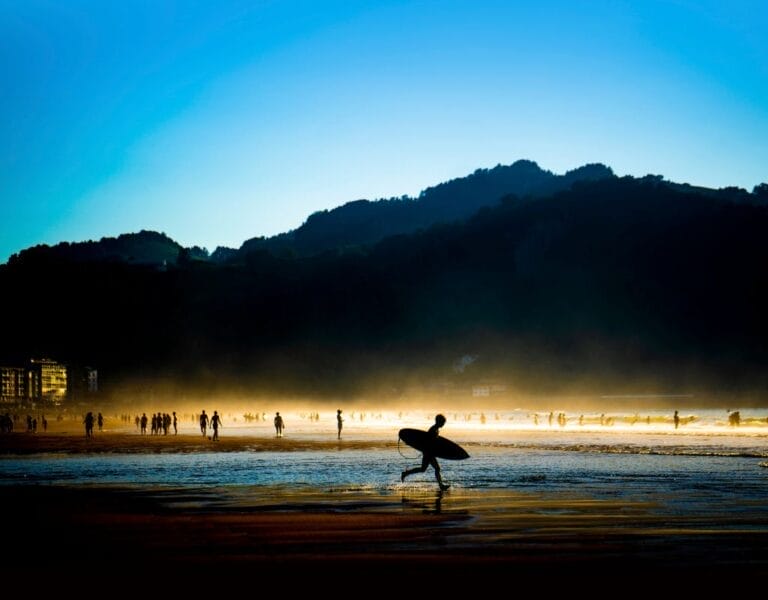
[{"left": 1, "top": 407, "right": 767, "bottom": 519}]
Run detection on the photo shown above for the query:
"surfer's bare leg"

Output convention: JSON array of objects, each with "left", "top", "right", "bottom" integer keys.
[
  {"left": 401, "top": 455, "right": 430, "bottom": 482},
  {"left": 431, "top": 458, "right": 450, "bottom": 491}
]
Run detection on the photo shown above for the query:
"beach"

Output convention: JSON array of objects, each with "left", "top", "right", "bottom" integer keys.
[{"left": 2, "top": 426, "right": 768, "bottom": 591}]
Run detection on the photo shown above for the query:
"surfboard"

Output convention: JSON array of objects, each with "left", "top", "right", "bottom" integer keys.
[{"left": 398, "top": 428, "right": 470, "bottom": 460}]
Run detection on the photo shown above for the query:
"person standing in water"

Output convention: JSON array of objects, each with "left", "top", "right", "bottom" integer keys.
[
  {"left": 274, "top": 412, "right": 285, "bottom": 437},
  {"left": 337, "top": 409, "right": 344, "bottom": 440},
  {"left": 401, "top": 414, "right": 450, "bottom": 491}
]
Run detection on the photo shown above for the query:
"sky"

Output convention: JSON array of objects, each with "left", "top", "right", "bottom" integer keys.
[{"left": 1, "top": 0, "right": 766, "bottom": 263}]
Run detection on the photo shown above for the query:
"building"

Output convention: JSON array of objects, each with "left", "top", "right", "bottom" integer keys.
[
  {"left": 0, "top": 366, "right": 26, "bottom": 405},
  {"left": 28, "top": 358, "right": 68, "bottom": 406},
  {"left": 471, "top": 382, "right": 508, "bottom": 398},
  {"left": 69, "top": 365, "right": 98, "bottom": 402},
  {"left": 86, "top": 367, "right": 98, "bottom": 393}
]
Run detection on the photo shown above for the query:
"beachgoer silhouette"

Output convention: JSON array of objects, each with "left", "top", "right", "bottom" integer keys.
[
  {"left": 210, "top": 410, "right": 222, "bottom": 441},
  {"left": 337, "top": 409, "right": 343, "bottom": 440},
  {"left": 274, "top": 412, "right": 284, "bottom": 437},
  {"left": 97, "top": 412, "right": 104, "bottom": 431},
  {"left": 84, "top": 411, "right": 95, "bottom": 439},
  {"left": 173, "top": 411, "right": 178, "bottom": 435},
  {"left": 140, "top": 412, "right": 148, "bottom": 435},
  {"left": 200, "top": 410, "right": 209, "bottom": 437},
  {"left": 401, "top": 414, "right": 450, "bottom": 491},
  {"left": 673, "top": 410, "right": 680, "bottom": 429}
]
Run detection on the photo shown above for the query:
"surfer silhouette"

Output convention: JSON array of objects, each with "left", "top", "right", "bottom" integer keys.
[{"left": 401, "top": 414, "right": 451, "bottom": 491}]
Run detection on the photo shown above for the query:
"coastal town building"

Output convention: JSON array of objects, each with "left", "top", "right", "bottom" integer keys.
[
  {"left": 28, "top": 358, "right": 68, "bottom": 406},
  {"left": 0, "top": 366, "right": 26, "bottom": 404},
  {"left": 69, "top": 365, "right": 98, "bottom": 402},
  {"left": 472, "top": 382, "right": 508, "bottom": 398}
]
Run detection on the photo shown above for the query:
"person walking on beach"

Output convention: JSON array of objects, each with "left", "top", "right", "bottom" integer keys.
[
  {"left": 84, "top": 411, "right": 95, "bottom": 439},
  {"left": 200, "top": 410, "right": 209, "bottom": 437},
  {"left": 97, "top": 412, "right": 104, "bottom": 431},
  {"left": 210, "top": 410, "right": 222, "bottom": 441},
  {"left": 674, "top": 410, "right": 680, "bottom": 429},
  {"left": 337, "top": 409, "right": 344, "bottom": 440},
  {"left": 173, "top": 411, "right": 178, "bottom": 435},
  {"left": 274, "top": 412, "right": 285, "bottom": 437},
  {"left": 401, "top": 414, "right": 451, "bottom": 491}
]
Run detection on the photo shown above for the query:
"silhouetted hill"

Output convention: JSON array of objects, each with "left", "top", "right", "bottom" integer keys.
[
  {"left": 235, "top": 160, "right": 615, "bottom": 260},
  {"left": 7, "top": 230, "right": 185, "bottom": 267},
  {"left": 1, "top": 171, "right": 766, "bottom": 403}
]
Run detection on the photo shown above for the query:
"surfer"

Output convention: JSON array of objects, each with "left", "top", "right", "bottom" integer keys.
[{"left": 401, "top": 414, "right": 451, "bottom": 491}]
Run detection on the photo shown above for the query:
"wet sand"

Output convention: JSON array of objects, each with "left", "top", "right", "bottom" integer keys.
[{"left": 2, "top": 432, "right": 767, "bottom": 590}]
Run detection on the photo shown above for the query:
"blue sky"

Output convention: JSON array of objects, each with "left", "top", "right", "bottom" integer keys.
[{"left": 1, "top": 0, "right": 766, "bottom": 262}]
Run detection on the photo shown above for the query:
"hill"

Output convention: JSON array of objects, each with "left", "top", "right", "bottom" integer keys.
[
  {"left": 232, "top": 160, "right": 614, "bottom": 260},
  {"left": 5, "top": 230, "right": 208, "bottom": 268},
  {"left": 1, "top": 169, "right": 766, "bottom": 404}
]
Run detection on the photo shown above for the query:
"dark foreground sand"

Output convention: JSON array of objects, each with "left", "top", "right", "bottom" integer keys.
[{"left": 2, "top": 432, "right": 767, "bottom": 592}]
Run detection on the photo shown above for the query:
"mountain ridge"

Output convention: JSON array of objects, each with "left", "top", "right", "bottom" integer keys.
[
  {"left": 6, "top": 160, "right": 765, "bottom": 268},
  {"left": 1, "top": 168, "right": 766, "bottom": 402}
]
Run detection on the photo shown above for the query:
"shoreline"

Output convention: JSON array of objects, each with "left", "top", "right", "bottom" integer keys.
[
  {"left": 0, "top": 430, "right": 398, "bottom": 455},
  {"left": 2, "top": 432, "right": 768, "bottom": 589}
]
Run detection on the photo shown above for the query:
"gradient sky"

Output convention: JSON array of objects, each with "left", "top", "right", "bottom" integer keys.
[{"left": 2, "top": 0, "right": 766, "bottom": 262}]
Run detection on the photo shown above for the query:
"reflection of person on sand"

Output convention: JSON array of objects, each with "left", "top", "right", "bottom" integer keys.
[
  {"left": 337, "top": 409, "right": 343, "bottom": 440},
  {"left": 401, "top": 414, "right": 450, "bottom": 491},
  {"left": 274, "top": 412, "right": 285, "bottom": 437}
]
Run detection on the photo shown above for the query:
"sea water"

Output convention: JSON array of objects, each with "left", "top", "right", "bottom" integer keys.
[{"left": 1, "top": 407, "right": 767, "bottom": 517}]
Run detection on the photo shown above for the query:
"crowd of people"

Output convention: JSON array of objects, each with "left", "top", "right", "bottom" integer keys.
[{"left": 1, "top": 407, "right": 763, "bottom": 441}]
